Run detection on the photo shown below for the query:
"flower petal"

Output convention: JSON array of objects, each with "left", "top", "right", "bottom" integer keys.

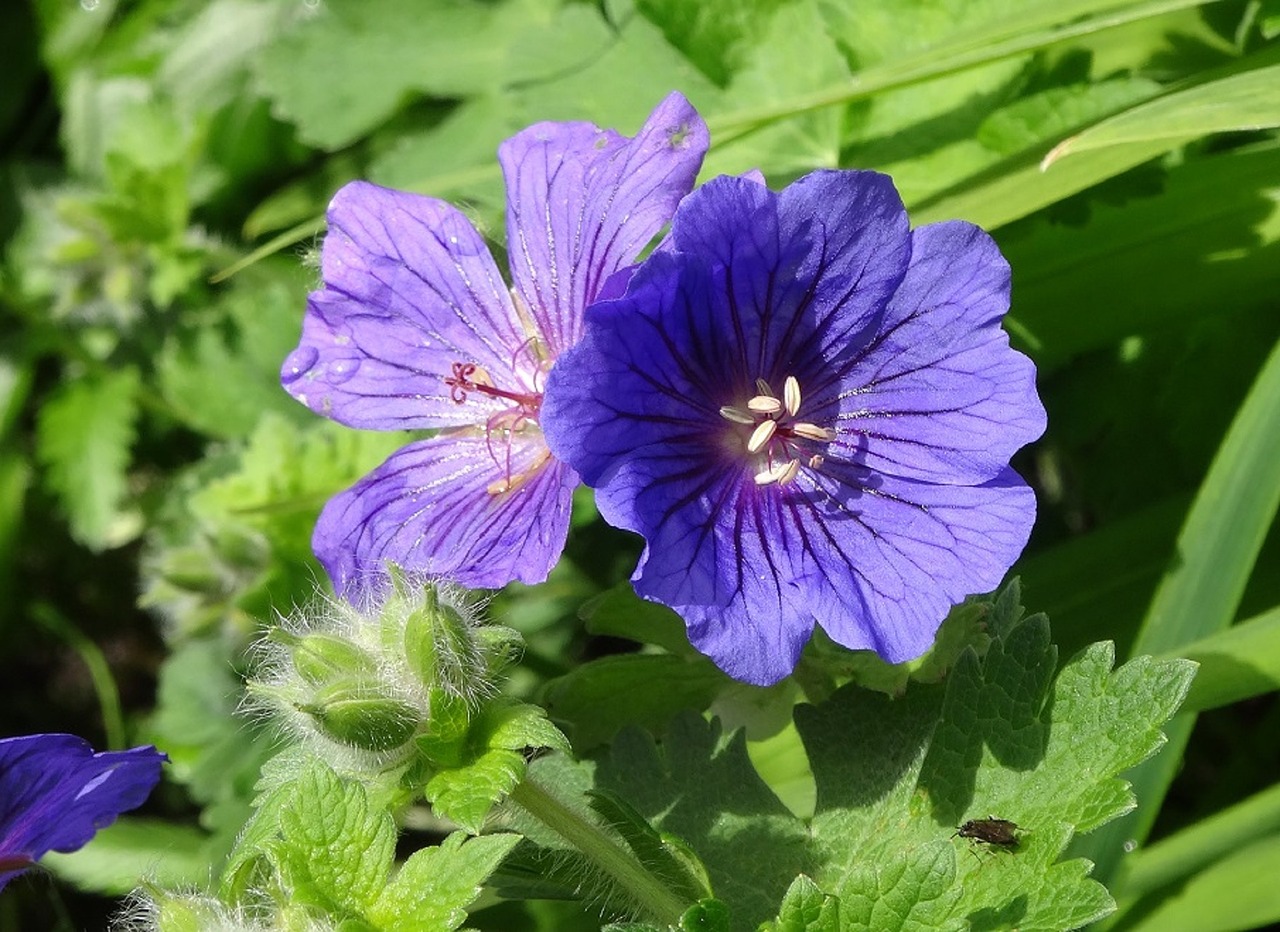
[
  {"left": 793, "top": 462, "right": 1036, "bottom": 661},
  {"left": 282, "top": 181, "right": 533, "bottom": 431},
  {"left": 830, "top": 221, "right": 1047, "bottom": 484},
  {"left": 314, "top": 431, "right": 576, "bottom": 597},
  {"left": 0, "top": 734, "right": 165, "bottom": 890},
  {"left": 499, "top": 91, "right": 708, "bottom": 357},
  {"left": 665, "top": 171, "right": 913, "bottom": 388}
]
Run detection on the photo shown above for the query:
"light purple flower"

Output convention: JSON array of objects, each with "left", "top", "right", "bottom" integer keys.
[
  {"left": 542, "top": 171, "right": 1046, "bottom": 685},
  {"left": 281, "top": 94, "right": 709, "bottom": 599},
  {"left": 0, "top": 734, "right": 166, "bottom": 891}
]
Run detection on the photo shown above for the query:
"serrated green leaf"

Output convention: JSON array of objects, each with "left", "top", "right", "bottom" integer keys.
[
  {"left": 35, "top": 366, "right": 140, "bottom": 549},
  {"left": 425, "top": 747, "right": 525, "bottom": 833},
  {"left": 274, "top": 760, "right": 396, "bottom": 916},
  {"left": 367, "top": 831, "right": 520, "bottom": 932},
  {"left": 1045, "top": 63, "right": 1280, "bottom": 165},
  {"left": 762, "top": 874, "right": 840, "bottom": 932},
  {"left": 476, "top": 699, "right": 571, "bottom": 754},
  {"left": 794, "top": 608, "right": 1195, "bottom": 931}
]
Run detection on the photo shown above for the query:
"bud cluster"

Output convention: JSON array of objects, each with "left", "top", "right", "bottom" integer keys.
[{"left": 248, "top": 571, "right": 522, "bottom": 762}]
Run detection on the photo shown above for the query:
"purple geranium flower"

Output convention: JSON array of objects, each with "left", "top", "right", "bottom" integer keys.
[
  {"left": 0, "top": 734, "right": 165, "bottom": 891},
  {"left": 281, "top": 94, "right": 709, "bottom": 599},
  {"left": 541, "top": 171, "right": 1047, "bottom": 685}
]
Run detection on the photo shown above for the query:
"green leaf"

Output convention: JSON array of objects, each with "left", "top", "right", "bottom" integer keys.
[
  {"left": 701, "top": 1, "right": 851, "bottom": 181},
  {"left": 35, "top": 366, "right": 140, "bottom": 549},
  {"left": 425, "top": 747, "right": 525, "bottom": 833},
  {"left": 1080, "top": 334, "right": 1280, "bottom": 883},
  {"left": 1122, "top": 781, "right": 1280, "bottom": 903},
  {"left": 475, "top": 699, "right": 571, "bottom": 755},
  {"left": 798, "top": 624, "right": 1194, "bottom": 930},
  {"left": 255, "top": 0, "right": 552, "bottom": 150},
  {"left": 1168, "top": 603, "right": 1280, "bottom": 712},
  {"left": 1044, "top": 63, "right": 1280, "bottom": 165},
  {"left": 273, "top": 759, "right": 397, "bottom": 916},
  {"left": 367, "top": 831, "right": 520, "bottom": 932},
  {"left": 576, "top": 587, "right": 1194, "bottom": 930},
  {"left": 43, "top": 818, "right": 213, "bottom": 895},
  {"left": 634, "top": 0, "right": 778, "bottom": 86},
  {"left": 1004, "top": 144, "right": 1280, "bottom": 366},
  {"left": 543, "top": 654, "right": 727, "bottom": 751},
  {"left": 761, "top": 874, "right": 841, "bottom": 932},
  {"left": 596, "top": 715, "right": 813, "bottom": 929},
  {"left": 156, "top": 260, "right": 314, "bottom": 438},
  {"left": 1119, "top": 833, "right": 1280, "bottom": 932}
]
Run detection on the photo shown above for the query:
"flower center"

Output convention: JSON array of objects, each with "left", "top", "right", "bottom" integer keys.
[{"left": 719, "top": 375, "right": 835, "bottom": 486}]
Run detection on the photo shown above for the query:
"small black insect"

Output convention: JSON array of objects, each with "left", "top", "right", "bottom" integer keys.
[{"left": 954, "top": 817, "right": 1020, "bottom": 850}]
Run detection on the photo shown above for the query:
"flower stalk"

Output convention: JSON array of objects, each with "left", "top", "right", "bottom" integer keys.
[{"left": 508, "top": 777, "right": 688, "bottom": 927}]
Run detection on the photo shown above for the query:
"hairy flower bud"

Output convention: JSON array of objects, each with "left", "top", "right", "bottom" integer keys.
[{"left": 295, "top": 683, "right": 422, "bottom": 753}]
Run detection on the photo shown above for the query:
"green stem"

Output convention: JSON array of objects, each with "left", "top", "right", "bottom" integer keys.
[
  {"left": 508, "top": 777, "right": 687, "bottom": 927},
  {"left": 32, "top": 602, "right": 126, "bottom": 750}
]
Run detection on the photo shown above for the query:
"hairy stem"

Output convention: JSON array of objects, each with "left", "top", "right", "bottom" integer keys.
[{"left": 509, "top": 777, "right": 687, "bottom": 927}]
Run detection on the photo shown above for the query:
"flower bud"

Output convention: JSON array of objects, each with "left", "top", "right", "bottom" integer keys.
[
  {"left": 295, "top": 682, "right": 422, "bottom": 754},
  {"left": 269, "top": 629, "right": 377, "bottom": 686}
]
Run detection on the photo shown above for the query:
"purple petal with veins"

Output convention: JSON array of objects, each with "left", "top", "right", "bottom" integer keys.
[
  {"left": 313, "top": 431, "right": 578, "bottom": 599},
  {"left": 544, "top": 170, "right": 1045, "bottom": 685}
]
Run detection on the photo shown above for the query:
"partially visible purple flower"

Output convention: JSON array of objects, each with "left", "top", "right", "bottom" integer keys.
[
  {"left": 281, "top": 94, "right": 709, "bottom": 600},
  {"left": 0, "top": 734, "right": 166, "bottom": 891},
  {"left": 542, "top": 171, "right": 1046, "bottom": 685}
]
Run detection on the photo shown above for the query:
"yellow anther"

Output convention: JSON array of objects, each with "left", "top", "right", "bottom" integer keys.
[
  {"left": 719, "top": 405, "right": 754, "bottom": 424},
  {"left": 775, "top": 459, "right": 801, "bottom": 485},
  {"left": 747, "top": 395, "right": 783, "bottom": 415},
  {"left": 747, "top": 419, "right": 777, "bottom": 453},
  {"left": 808, "top": 454, "right": 825, "bottom": 469},
  {"left": 784, "top": 376, "right": 801, "bottom": 417}
]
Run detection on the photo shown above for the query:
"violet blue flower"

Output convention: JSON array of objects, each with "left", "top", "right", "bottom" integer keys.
[
  {"left": 0, "top": 734, "right": 166, "bottom": 891},
  {"left": 281, "top": 94, "right": 708, "bottom": 599},
  {"left": 541, "top": 171, "right": 1046, "bottom": 685}
]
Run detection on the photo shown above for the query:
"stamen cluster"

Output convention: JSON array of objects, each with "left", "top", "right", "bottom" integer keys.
[{"left": 718, "top": 375, "right": 835, "bottom": 486}]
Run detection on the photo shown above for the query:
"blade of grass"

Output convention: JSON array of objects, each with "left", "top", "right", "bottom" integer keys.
[
  {"left": 1121, "top": 780, "right": 1280, "bottom": 900},
  {"left": 1044, "top": 62, "right": 1280, "bottom": 166},
  {"left": 1076, "top": 337, "right": 1280, "bottom": 886},
  {"left": 1169, "top": 603, "right": 1280, "bottom": 713}
]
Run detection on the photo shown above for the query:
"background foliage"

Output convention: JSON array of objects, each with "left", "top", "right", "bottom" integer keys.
[{"left": 1, "top": 0, "right": 1278, "bottom": 929}]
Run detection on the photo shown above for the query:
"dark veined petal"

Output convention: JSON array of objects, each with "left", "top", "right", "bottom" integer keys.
[
  {"left": 545, "top": 169, "right": 1042, "bottom": 683},
  {"left": 282, "top": 182, "right": 535, "bottom": 431},
  {"left": 499, "top": 91, "right": 709, "bottom": 358},
  {"left": 830, "top": 221, "right": 1047, "bottom": 484},
  {"left": 790, "top": 463, "right": 1036, "bottom": 661},
  {"left": 0, "top": 735, "right": 165, "bottom": 890},
  {"left": 313, "top": 432, "right": 577, "bottom": 598}
]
